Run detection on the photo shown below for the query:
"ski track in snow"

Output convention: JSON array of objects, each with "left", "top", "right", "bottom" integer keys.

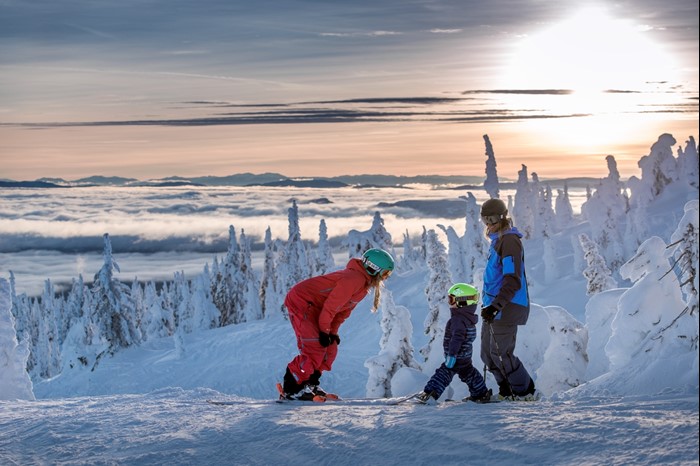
[{"left": 1, "top": 390, "right": 697, "bottom": 465}]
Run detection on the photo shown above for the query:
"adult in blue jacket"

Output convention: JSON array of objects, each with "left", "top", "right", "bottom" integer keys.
[{"left": 479, "top": 198, "right": 536, "bottom": 400}]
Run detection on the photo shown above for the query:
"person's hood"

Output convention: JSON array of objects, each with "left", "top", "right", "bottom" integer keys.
[{"left": 451, "top": 304, "right": 478, "bottom": 326}]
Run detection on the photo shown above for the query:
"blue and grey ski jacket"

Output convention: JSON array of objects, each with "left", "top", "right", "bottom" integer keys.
[{"left": 482, "top": 227, "right": 530, "bottom": 325}]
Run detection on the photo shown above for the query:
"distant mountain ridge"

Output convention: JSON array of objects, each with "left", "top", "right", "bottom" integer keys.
[{"left": 2, "top": 173, "right": 603, "bottom": 189}]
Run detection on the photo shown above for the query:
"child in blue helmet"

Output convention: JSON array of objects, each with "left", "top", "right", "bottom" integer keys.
[{"left": 417, "top": 283, "right": 492, "bottom": 403}]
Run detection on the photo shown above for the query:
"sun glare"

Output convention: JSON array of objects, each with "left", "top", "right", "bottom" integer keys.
[{"left": 501, "top": 7, "right": 677, "bottom": 93}]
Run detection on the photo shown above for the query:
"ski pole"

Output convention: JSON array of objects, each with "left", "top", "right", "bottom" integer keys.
[{"left": 488, "top": 321, "right": 515, "bottom": 400}]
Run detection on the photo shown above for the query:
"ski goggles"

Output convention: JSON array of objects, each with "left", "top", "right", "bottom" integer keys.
[
  {"left": 448, "top": 293, "right": 478, "bottom": 306},
  {"left": 481, "top": 214, "right": 502, "bottom": 226}
]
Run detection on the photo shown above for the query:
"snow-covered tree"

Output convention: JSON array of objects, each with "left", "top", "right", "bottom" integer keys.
[
  {"left": 238, "top": 229, "right": 261, "bottom": 322},
  {"left": 606, "top": 236, "right": 687, "bottom": 370},
  {"left": 141, "top": 280, "right": 170, "bottom": 340},
  {"left": 535, "top": 306, "right": 588, "bottom": 395},
  {"left": 579, "top": 233, "right": 618, "bottom": 296},
  {"left": 677, "top": 136, "right": 699, "bottom": 189},
  {"left": 260, "top": 227, "right": 283, "bottom": 319},
  {"left": 419, "top": 230, "right": 452, "bottom": 370},
  {"left": 463, "top": 192, "right": 488, "bottom": 284},
  {"left": 347, "top": 211, "right": 394, "bottom": 258},
  {"left": 365, "top": 289, "right": 420, "bottom": 398},
  {"left": 400, "top": 229, "right": 422, "bottom": 271},
  {"left": 276, "top": 201, "right": 312, "bottom": 307},
  {"left": 314, "top": 219, "right": 335, "bottom": 275},
  {"left": 88, "top": 233, "right": 141, "bottom": 360},
  {"left": 555, "top": 183, "right": 575, "bottom": 230},
  {"left": 637, "top": 133, "right": 678, "bottom": 198},
  {"left": 513, "top": 164, "right": 535, "bottom": 240},
  {"left": 581, "top": 156, "right": 627, "bottom": 271},
  {"left": 211, "top": 226, "right": 243, "bottom": 325},
  {"left": 667, "top": 200, "right": 699, "bottom": 317},
  {"left": 0, "top": 278, "right": 35, "bottom": 400},
  {"left": 483, "top": 134, "right": 500, "bottom": 199}
]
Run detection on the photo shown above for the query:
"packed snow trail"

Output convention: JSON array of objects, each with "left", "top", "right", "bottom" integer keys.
[{"left": 1, "top": 389, "right": 697, "bottom": 465}]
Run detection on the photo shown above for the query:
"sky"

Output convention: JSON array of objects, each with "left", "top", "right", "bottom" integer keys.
[{"left": 0, "top": 0, "right": 698, "bottom": 181}]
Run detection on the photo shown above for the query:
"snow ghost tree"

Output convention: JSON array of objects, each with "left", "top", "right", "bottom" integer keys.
[
  {"left": 419, "top": 230, "right": 452, "bottom": 370},
  {"left": 88, "top": 233, "right": 141, "bottom": 360},
  {"left": 463, "top": 192, "right": 488, "bottom": 284},
  {"left": 347, "top": 211, "right": 394, "bottom": 258},
  {"left": 667, "top": 200, "right": 699, "bottom": 318},
  {"left": 637, "top": 133, "right": 678, "bottom": 198},
  {"left": 579, "top": 233, "right": 618, "bottom": 296},
  {"left": 677, "top": 136, "right": 699, "bottom": 189},
  {"left": 211, "top": 226, "right": 245, "bottom": 325},
  {"left": 364, "top": 289, "right": 420, "bottom": 398},
  {"left": 513, "top": 164, "right": 535, "bottom": 240},
  {"left": 605, "top": 236, "right": 698, "bottom": 393},
  {"left": 580, "top": 156, "right": 626, "bottom": 271},
  {"left": 260, "top": 227, "right": 283, "bottom": 319},
  {"left": 276, "top": 200, "right": 311, "bottom": 305},
  {"left": 555, "top": 183, "right": 575, "bottom": 230},
  {"left": 314, "top": 219, "right": 335, "bottom": 275},
  {"left": 0, "top": 278, "right": 35, "bottom": 400},
  {"left": 535, "top": 305, "right": 588, "bottom": 396},
  {"left": 483, "top": 134, "right": 500, "bottom": 200}
]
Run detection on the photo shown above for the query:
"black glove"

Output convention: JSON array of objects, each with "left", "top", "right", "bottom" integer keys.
[
  {"left": 481, "top": 305, "right": 500, "bottom": 322},
  {"left": 319, "top": 331, "right": 332, "bottom": 347},
  {"left": 330, "top": 334, "right": 341, "bottom": 346}
]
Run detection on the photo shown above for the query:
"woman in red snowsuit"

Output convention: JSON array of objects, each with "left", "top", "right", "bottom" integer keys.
[{"left": 280, "top": 249, "right": 394, "bottom": 400}]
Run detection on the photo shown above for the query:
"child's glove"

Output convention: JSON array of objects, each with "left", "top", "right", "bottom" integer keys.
[
  {"left": 319, "top": 331, "right": 332, "bottom": 347},
  {"left": 330, "top": 334, "right": 341, "bottom": 345},
  {"left": 481, "top": 305, "right": 500, "bottom": 322},
  {"left": 444, "top": 355, "right": 456, "bottom": 369}
]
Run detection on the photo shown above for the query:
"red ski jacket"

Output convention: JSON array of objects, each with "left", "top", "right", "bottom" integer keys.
[{"left": 284, "top": 258, "right": 372, "bottom": 334}]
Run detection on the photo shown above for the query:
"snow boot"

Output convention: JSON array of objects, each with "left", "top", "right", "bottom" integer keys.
[
  {"left": 416, "top": 390, "right": 438, "bottom": 404},
  {"left": 306, "top": 370, "right": 339, "bottom": 400},
  {"left": 463, "top": 388, "right": 493, "bottom": 403}
]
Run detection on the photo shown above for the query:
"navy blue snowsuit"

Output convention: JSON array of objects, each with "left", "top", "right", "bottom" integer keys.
[{"left": 423, "top": 303, "right": 487, "bottom": 399}]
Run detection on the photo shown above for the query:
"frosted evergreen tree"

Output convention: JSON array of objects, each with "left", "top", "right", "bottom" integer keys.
[
  {"left": 0, "top": 278, "right": 35, "bottom": 400},
  {"left": 171, "top": 271, "right": 192, "bottom": 333},
  {"left": 400, "top": 229, "right": 420, "bottom": 270},
  {"left": 463, "top": 192, "right": 488, "bottom": 284},
  {"left": 535, "top": 306, "right": 588, "bottom": 394},
  {"left": 637, "top": 133, "right": 678, "bottom": 198},
  {"left": 364, "top": 289, "right": 420, "bottom": 397},
  {"left": 555, "top": 183, "right": 575, "bottom": 230},
  {"left": 238, "top": 229, "right": 261, "bottom": 322},
  {"left": 61, "top": 275, "right": 87, "bottom": 346},
  {"left": 190, "top": 272, "right": 220, "bottom": 332},
  {"left": 276, "top": 200, "right": 311, "bottom": 307},
  {"left": 211, "top": 226, "right": 241, "bottom": 325},
  {"left": 606, "top": 236, "right": 688, "bottom": 371},
  {"left": 260, "top": 227, "right": 282, "bottom": 319},
  {"left": 667, "top": 200, "right": 699, "bottom": 317},
  {"left": 513, "top": 164, "right": 535, "bottom": 239},
  {"left": 581, "top": 156, "right": 626, "bottom": 271},
  {"left": 142, "top": 280, "right": 169, "bottom": 340},
  {"left": 483, "top": 134, "right": 500, "bottom": 199},
  {"left": 419, "top": 230, "right": 453, "bottom": 370},
  {"left": 677, "top": 136, "right": 699, "bottom": 189},
  {"left": 624, "top": 175, "right": 652, "bottom": 254},
  {"left": 579, "top": 233, "right": 618, "bottom": 296},
  {"left": 314, "top": 219, "right": 335, "bottom": 275},
  {"left": 437, "top": 223, "right": 466, "bottom": 284},
  {"left": 34, "top": 279, "right": 61, "bottom": 379},
  {"left": 88, "top": 233, "right": 141, "bottom": 361},
  {"left": 347, "top": 211, "right": 394, "bottom": 259}
]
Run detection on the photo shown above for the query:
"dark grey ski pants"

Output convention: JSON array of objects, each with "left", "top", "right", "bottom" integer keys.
[{"left": 480, "top": 322, "right": 532, "bottom": 395}]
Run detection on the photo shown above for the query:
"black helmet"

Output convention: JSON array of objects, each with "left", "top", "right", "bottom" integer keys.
[{"left": 480, "top": 198, "right": 507, "bottom": 225}]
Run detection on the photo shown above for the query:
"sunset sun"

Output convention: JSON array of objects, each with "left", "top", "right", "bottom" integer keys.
[{"left": 501, "top": 7, "right": 677, "bottom": 93}]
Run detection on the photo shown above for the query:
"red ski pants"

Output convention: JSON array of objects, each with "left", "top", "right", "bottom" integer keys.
[{"left": 286, "top": 302, "right": 338, "bottom": 384}]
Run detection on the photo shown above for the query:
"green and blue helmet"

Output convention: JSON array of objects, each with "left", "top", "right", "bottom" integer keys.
[{"left": 361, "top": 248, "right": 395, "bottom": 276}]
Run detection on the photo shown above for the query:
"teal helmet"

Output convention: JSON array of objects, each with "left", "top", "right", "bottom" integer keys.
[
  {"left": 447, "top": 283, "right": 479, "bottom": 306},
  {"left": 362, "top": 248, "right": 395, "bottom": 276}
]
